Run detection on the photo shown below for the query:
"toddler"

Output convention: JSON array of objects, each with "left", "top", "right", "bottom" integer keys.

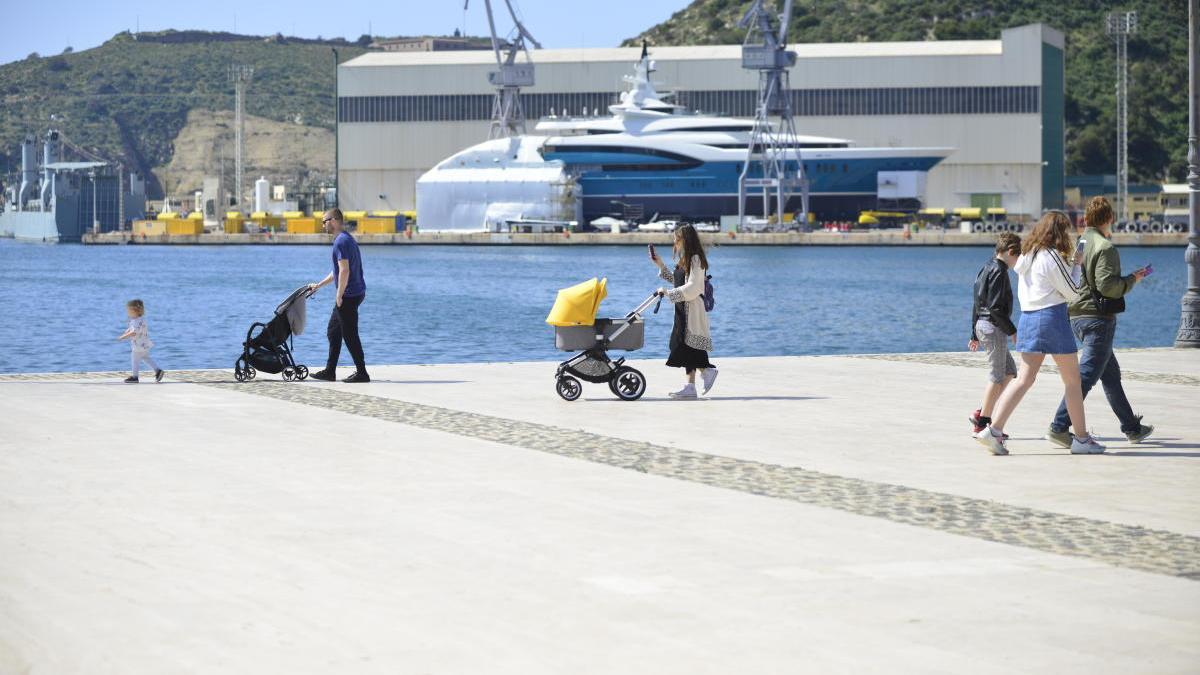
[{"left": 117, "top": 299, "right": 165, "bottom": 383}]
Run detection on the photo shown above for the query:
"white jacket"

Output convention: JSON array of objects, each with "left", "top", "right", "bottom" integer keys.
[
  {"left": 660, "top": 255, "right": 712, "bottom": 351},
  {"left": 1013, "top": 248, "right": 1083, "bottom": 312}
]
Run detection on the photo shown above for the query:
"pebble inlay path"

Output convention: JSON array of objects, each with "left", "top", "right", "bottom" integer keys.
[{"left": 5, "top": 367, "right": 1199, "bottom": 580}]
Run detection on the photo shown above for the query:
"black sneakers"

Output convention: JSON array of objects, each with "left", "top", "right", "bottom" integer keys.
[
  {"left": 124, "top": 376, "right": 138, "bottom": 383},
  {"left": 343, "top": 371, "right": 371, "bottom": 383},
  {"left": 309, "top": 369, "right": 336, "bottom": 381},
  {"left": 155, "top": 369, "right": 165, "bottom": 383}
]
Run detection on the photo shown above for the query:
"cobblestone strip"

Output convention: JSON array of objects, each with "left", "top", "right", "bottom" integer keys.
[
  {"left": 5, "top": 368, "right": 1198, "bottom": 579},
  {"left": 847, "top": 352, "right": 1200, "bottom": 387},
  {"left": 188, "top": 378, "right": 1200, "bottom": 580}
]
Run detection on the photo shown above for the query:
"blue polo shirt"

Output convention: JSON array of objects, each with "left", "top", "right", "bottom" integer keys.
[{"left": 332, "top": 231, "right": 366, "bottom": 297}]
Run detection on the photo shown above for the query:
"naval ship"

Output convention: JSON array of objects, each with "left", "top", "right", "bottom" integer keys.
[{"left": 0, "top": 130, "right": 146, "bottom": 243}]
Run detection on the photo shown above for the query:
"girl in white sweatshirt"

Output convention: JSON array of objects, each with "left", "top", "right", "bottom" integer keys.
[{"left": 974, "top": 211, "right": 1105, "bottom": 455}]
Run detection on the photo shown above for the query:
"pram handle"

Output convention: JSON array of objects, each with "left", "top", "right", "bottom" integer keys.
[{"left": 626, "top": 292, "right": 663, "bottom": 320}]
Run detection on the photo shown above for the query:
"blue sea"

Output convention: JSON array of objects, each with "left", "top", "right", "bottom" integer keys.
[{"left": 0, "top": 240, "right": 1189, "bottom": 374}]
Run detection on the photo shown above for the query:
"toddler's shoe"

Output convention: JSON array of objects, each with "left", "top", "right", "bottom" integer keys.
[
  {"left": 124, "top": 376, "right": 138, "bottom": 384},
  {"left": 155, "top": 369, "right": 165, "bottom": 383}
]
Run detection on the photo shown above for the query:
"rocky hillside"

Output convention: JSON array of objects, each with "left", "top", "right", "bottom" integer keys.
[
  {"left": 0, "top": 30, "right": 366, "bottom": 199},
  {"left": 624, "top": 0, "right": 1187, "bottom": 183}
]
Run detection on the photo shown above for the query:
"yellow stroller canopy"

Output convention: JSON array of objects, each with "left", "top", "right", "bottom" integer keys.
[{"left": 546, "top": 277, "right": 608, "bottom": 326}]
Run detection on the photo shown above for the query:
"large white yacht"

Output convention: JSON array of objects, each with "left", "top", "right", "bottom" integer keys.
[{"left": 417, "top": 46, "right": 953, "bottom": 230}]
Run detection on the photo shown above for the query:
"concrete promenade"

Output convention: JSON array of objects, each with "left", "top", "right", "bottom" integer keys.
[
  {"left": 79, "top": 230, "right": 1190, "bottom": 247},
  {"left": 1, "top": 349, "right": 1198, "bottom": 673}
]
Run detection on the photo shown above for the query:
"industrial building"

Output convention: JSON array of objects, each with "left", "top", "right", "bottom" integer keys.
[{"left": 336, "top": 23, "right": 1064, "bottom": 221}]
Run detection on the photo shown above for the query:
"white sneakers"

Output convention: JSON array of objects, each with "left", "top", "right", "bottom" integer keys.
[
  {"left": 977, "top": 425, "right": 1108, "bottom": 456},
  {"left": 701, "top": 368, "right": 719, "bottom": 394},
  {"left": 668, "top": 383, "right": 698, "bottom": 399},
  {"left": 974, "top": 426, "right": 1009, "bottom": 456},
  {"left": 1070, "top": 434, "right": 1107, "bottom": 454}
]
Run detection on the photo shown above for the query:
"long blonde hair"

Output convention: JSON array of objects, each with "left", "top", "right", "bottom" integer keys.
[{"left": 1022, "top": 211, "right": 1074, "bottom": 259}]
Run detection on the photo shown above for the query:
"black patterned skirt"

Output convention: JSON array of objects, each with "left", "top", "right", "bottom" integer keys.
[{"left": 666, "top": 302, "right": 714, "bottom": 371}]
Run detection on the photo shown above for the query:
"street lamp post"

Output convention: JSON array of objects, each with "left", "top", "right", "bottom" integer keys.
[
  {"left": 1177, "top": 0, "right": 1200, "bottom": 347},
  {"left": 332, "top": 47, "right": 340, "bottom": 209},
  {"left": 90, "top": 170, "right": 99, "bottom": 234}
]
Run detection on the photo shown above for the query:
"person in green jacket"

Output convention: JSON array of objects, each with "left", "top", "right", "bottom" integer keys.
[{"left": 1046, "top": 196, "right": 1154, "bottom": 447}]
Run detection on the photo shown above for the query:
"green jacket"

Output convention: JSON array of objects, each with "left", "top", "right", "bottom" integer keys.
[{"left": 1069, "top": 227, "right": 1136, "bottom": 318}]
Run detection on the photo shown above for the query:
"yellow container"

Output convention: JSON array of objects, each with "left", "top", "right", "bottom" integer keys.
[
  {"left": 155, "top": 211, "right": 178, "bottom": 221},
  {"left": 287, "top": 217, "right": 322, "bottom": 234},
  {"left": 358, "top": 217, "right": 396, "bottom": 234},
  {"left": 132, "top": 219, "right": 167, "bottom": 236},
  {"left": 166, "top": 219, "right": 204, "bottom": 235},
  {"left": 224, "top": 212, "right": 245, "bottom": 234},
  {"left": 343, "top": 210, "right": 368, "bottom": 221},
  {"left": 249, "top": 212, "right": 284, "bottom": 229}
]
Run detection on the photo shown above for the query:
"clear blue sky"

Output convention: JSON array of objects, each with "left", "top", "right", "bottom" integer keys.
[{"left": 1, "top": 0, "right": 685, "bottom": 65}]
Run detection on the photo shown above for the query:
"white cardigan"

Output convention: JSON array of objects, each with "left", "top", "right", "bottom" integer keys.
[
  {"left": 1013, "top": 248, "right": 1083, "bottom": 312},
  {"left": 660, "top": 255, "right": 713, "bottom": 351}
]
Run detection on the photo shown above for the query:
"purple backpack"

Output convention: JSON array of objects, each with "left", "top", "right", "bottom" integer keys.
[{"left": 701, "top": 275, "right": 715, "bottom": 312}]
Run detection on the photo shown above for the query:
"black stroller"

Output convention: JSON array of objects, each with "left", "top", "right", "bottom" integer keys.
[
  {"left": 553, "top": 292, "right": 661, "bottom": 401},
  {"left": 234, "top": 285, "right": 313, "bottom": 382}
]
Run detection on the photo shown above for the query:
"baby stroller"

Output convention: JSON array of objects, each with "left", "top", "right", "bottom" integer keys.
[
  {"left": 547, "top": 277, "right": 660, "bottom": 402},
  {"left": 234, "top": 285, "right": 314, "bottom": 382}
]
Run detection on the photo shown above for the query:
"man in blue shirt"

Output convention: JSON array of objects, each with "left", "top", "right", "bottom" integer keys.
[{"left": 308, "top": 208, "right": 369, "bottom": 382}]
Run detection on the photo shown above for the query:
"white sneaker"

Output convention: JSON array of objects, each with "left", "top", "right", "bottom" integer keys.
[
  {"left": 668, "top": 383, "right": 698, "bottom": 399},
  {"left": 700, "top": 368, "right": 719, "bottom": 394},
  {"left": 974, "top": 425, "right": 1008, "bottom": 455},
  {"left": 1070, "top": 434, "right": 1106, "bottom": 454}
]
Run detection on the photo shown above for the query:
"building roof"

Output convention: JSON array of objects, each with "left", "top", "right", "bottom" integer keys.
[{"left": 343, "top": 39, "right": 1003, "bottom": 68}]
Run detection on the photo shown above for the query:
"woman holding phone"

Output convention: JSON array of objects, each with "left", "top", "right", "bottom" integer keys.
[{"left": 649, "top": 224, "right": 716, "bottom": 399}]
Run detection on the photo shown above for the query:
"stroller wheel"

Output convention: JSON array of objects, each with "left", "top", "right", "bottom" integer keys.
[
  {"left": 295, "top": 365, "right": 309, "bottom": 381},
  {"left": 234, "top": 367, "right": 247, "bottom": 383},
  {"left": 609, "top": 367, "right": 646, "bottom": 401},
  {"left": 282, "top": 366, "right": 296, "bottom": 381},
  {"left": 556, "top": 376, "right": 582, "bottom": 401},
  {"left": 245, "top": 365, "right": 256, "bottom": 381}
]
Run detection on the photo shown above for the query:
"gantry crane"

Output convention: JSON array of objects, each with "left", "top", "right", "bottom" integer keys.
[
  {"left": 737, "top": 0, "right": 808, "bottom": 230},
  {"left": 464, "top": 0, "right": 543, "bottom": 138}
]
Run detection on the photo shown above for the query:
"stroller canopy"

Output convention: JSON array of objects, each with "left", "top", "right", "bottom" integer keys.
[{"left": 546, "top": 277, "right": 608, "bottom": 327}]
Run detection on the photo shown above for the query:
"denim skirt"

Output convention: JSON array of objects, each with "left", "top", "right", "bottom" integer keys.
[{"left": 1015, "top": 303, "right": 1077, "bottom": 354}]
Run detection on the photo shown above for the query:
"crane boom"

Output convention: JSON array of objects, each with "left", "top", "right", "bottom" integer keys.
[{"left": 464, "top": 0, "right": 541, "bottom": 138}]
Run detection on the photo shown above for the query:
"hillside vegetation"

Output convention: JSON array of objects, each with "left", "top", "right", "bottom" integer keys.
[
  {"left": 0, "top": 30, "right": 367, "bottom": 198},
  {"left": 624, "top": 0, "right": 1187, "bottom": 183}
]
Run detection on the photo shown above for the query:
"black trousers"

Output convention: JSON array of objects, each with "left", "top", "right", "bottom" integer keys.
[{"left": 326, "top": 293, "right": 367, "bottom": 373}]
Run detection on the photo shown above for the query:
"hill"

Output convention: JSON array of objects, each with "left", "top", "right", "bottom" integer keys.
[
  {"left": 0, "top": 30, "right": 366, "bottom": 199},
  {"left": 624, "top": 0, "right": 1187, "bottom": 184}
]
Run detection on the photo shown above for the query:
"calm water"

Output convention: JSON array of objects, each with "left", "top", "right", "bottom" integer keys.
[{"left": 0, "top": 240, "right": 1188, "bottom": 374}]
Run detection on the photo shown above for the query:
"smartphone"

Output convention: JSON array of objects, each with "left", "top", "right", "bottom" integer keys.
[
  {"left": 1141, "top": 264, "right": 1154, "bottom": 277},
  {"left": 648, "top": 243, "right": 657, "bottom": 260},
  {"left": 1075, "top": 238, "right": 1086, "bottom": 255}
]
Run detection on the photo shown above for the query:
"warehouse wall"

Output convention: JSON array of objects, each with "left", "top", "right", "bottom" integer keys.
[{"left": 338, "top": 24, "right": 1062, "bottom": 218}]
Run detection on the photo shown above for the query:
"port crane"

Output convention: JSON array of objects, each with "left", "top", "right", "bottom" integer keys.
[
  {"left": 736, "top": 0, "right": 808, "bottom": 230},
  {"left": 464, "top": 0, "right": 542, "bottom": 138}
]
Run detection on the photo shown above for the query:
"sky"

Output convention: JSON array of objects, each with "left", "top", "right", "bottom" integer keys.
[{"left": 0, "top": 0, "right": 685, "bottom": 66}]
